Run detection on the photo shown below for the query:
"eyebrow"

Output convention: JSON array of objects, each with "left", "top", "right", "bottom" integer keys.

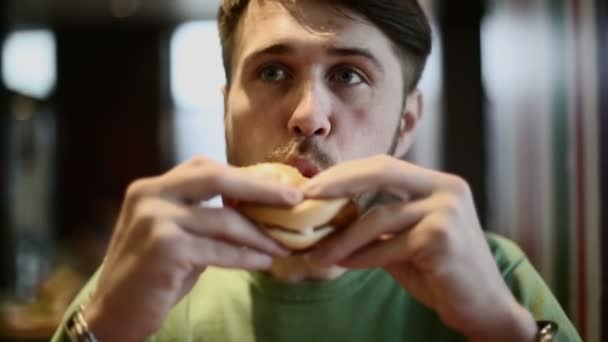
[{"left": 243, "top": 43, "right": 384, "bottom": 74}]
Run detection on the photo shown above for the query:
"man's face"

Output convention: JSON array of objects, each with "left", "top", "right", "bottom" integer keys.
[{"left": 224, "top": 0, "right": 417, "bottom": 174}]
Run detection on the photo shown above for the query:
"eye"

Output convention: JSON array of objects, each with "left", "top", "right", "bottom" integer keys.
[
  {"left": 260, "top": 65, "right": 288, "bottom": 82},
  {"left": 330, "top": 68, "right": 364, "bottom": 85}
]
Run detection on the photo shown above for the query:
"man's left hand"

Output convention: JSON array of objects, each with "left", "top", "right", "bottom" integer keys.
[{"left": 303, "top": 155, "right": 537, "bottom": 342}]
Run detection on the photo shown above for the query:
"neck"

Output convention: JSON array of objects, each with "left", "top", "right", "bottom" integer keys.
[{"left": 266, "top": 254, "right": 347, "bottom": 283}]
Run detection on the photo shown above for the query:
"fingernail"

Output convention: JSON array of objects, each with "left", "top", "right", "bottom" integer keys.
[{"left": 284, "top": 188, "right": 303, "bottom": 204}]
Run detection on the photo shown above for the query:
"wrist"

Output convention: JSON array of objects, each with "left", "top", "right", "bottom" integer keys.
[
  {"left": 466, "top": 300, "right": 537, "bottom": 342},
  {"left": 83, "top": 297, "right": 144, "bottom": 342}
]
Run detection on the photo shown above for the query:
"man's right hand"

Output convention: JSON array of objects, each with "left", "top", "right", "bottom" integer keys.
[{"left": 81, "top": 157, "right": 299, "bottom": 341}]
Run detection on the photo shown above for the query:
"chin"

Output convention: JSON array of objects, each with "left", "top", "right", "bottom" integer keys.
[{"left": 269, "top": 254, "right": 348, "bottom": 282}]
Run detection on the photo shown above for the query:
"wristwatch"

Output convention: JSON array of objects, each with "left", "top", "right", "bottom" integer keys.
[
  {"left": 536, "top": 320, "right": 559, "bottom": 342},
  {"left": 66, "top": 304, "right": 99, "bottom": 342}
]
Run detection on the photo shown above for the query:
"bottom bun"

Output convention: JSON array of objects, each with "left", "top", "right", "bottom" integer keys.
[{"left": 264, "top": 225, "right": 335, "bottom": 250}]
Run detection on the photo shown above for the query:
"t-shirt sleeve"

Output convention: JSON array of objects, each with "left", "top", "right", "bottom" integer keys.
[
  {"left": 487, "top": 233, "right": 582, "bottom": 342},
  {"left": 50, "top": 267, "right": 102, "bottom": 342}
]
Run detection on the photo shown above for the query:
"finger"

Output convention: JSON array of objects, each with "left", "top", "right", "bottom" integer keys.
[
  {"left": 176, "top": 206, "right": 290, "bottom": 257},
  {"left": 309, "top": 198, "right": 433, "bottom": 267},
  {"left": 187, "top": 236, "right": 275, "bottom": 270},
  {"left": 338, "top": 214, "right": 443, "bottom": 269},
  {"left": 302, "top": 156, "right": 444, "bottom": 199},
  {"left": 337, "top": 236, "right": 407, "bottom": 269},
  {"left": 160, "top": 164, "right": 302, "bottom": 205},
  {"left": 136, "top": 198, "right": 290, "bottom": 257}
]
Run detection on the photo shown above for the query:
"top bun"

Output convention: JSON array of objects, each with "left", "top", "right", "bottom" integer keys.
[
  {"left": 236, "top": 163, "right": 357, "bottom": 250},
  {"left": 242, "top": 163, "right": 308, "bottom": 187}
]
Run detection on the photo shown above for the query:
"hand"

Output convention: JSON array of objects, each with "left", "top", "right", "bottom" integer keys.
[
  {"left": 303, "top": 155, "right": 537, "bottom": 341},
  {"left": 84, "top": 157, "right": 300, "bottom": 341}
]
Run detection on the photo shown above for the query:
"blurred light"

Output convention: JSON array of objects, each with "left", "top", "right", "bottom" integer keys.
[
  {"left": 481, "top": 9, "right": 516, "bottom": 101},
  {"left": 110, "top": 0, "right": 141, "bottom": 19},
  {"left": 170, "top": 21, "right": 225, "bottom": 110},
  {"left": 170, "top": 21, "right": 226, "bottom": 167},
  {"left": 2, "top": 30, "right": 56, "bottom": 99}
]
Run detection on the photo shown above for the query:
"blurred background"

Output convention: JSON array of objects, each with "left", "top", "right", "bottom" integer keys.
[{"left": 0, "top": 0, "right": 605, "bottom": 340}]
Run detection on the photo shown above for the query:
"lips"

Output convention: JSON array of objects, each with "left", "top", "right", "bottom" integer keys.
[{"left": 285, "top": 156, "right": 321, "bottom": 178}]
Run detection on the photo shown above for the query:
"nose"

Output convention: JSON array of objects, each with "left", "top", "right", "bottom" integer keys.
[{"left": 287, "top": 82, "right": 331, "bottom": 138}]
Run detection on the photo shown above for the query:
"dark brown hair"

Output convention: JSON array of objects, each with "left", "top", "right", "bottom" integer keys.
[{"left": 218, "top": 0, "right": 432, "bottom": 92}]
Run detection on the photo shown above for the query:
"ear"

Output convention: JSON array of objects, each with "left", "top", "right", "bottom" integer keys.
[{"left": 392, "top": 89, "right": 424, "bottom": 158}]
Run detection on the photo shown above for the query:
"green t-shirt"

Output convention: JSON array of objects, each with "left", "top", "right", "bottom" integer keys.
[{"left": 51, "top": 234, "right": 581, "bottom": 341}]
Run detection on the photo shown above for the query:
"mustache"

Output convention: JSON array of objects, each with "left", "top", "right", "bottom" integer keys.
[{"left": 264, "top": 138, "right": 335, "bottom": 168}]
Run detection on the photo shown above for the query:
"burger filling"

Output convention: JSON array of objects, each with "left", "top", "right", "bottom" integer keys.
[{"left": 262, "top": 224, "right": 333, "bottom": 236}]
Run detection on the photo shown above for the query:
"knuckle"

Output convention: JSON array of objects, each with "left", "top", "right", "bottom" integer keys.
[
  {"left": 134, "top": 199, "right": 161, "bottom": 229},
  {"left": 188, "top": 156, "right": 225, "bottom": 180},
  {"left": 156, "top": 268, "right": 183, "bottom": 292},
  {"left": 189, "top": 155, "right": 211, "bottom": 167},
  {"left": 425, "top": 215, "right": 451, "bottom": 245},
  {"left": 440, "top": 194, "right": 462, "bottom": 215},
  {"left": 199, "top": 164, "right": 222, "bottom": 185},
  {"left": 372, "top": 154, "right": 394, "bottom": 170},
  {"left": 126, "top": 177, "right": 157, "bottom": 200},
  {"left": 445, "top": 175, "right": 471, "bottom": 197},
  {"left": 149, "top": 225, "right": 182, "bottom": 253}
]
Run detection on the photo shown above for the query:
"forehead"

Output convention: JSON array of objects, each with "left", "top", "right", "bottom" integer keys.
[{"left": 231, "top": 0, "right": 397, "bottom": 66}]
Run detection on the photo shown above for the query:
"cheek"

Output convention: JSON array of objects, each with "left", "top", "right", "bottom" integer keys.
[
  {"left": 226, "top": 89, "right": 285, "bottom": 163},
  {"left": 334, "top": 107, "right": 397, "bottom": 159}
]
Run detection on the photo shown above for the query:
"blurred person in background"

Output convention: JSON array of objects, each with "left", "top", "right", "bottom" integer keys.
[{"left": 52, "top": 0, "right": 581, "bottom": 341}]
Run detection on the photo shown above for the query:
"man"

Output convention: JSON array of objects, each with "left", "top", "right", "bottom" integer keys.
[{"left": 52, "top": 0, "right": 581, "bottom": 341}]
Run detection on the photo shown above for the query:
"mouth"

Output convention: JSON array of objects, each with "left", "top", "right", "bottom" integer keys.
[{"left": 285, "top": 155, "right": 322, "bottom": 178}]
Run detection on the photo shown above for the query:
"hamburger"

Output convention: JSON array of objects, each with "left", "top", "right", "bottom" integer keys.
[{"left": 234, "top": 163, "right": 358, "bottom": 251}]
